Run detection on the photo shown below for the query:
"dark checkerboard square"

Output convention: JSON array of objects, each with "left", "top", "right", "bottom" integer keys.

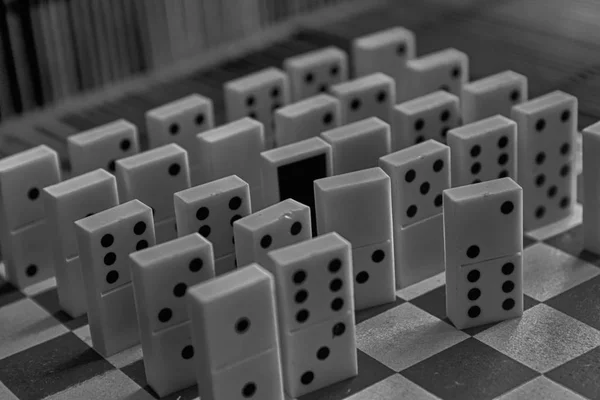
[
  {"left": 120, "top": 359, "right": 199, "bottom": 400},
  {"left": 0, "top": 332, "right": 114, "bottom": 400},
  {"left": 33, "top": 288, "right": 88, "bottom": 330},
  {"left": 401, "top": 338, "right": 539, "bottom": 400},
  {"left": 0, "top": 278, "right": 25, "bottom": 308},
  {"left": 546, "top": 346, "right": 600, "bottom": 399},
  {"left": 545, "top": 274, "right": 600, "bottom": 330},
  {"left": 544, "top": 225, "right": 600, "bottom": 265}
]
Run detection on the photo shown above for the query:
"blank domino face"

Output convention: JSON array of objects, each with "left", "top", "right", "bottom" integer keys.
[
  {"left": 446, "top": 252, "right": 523, "bottom": 330},
  {"left": 379, "top": 140, "right": 450, "bottom": 229},
  {"left": 186, "top": 264, "right": 281, "bottom": 377},
  {"left": 314, "top": 167, "right": 392, "bottom": 248},
  {"left": 583, "top": 122, "right": 600, "bottom": 253},
  {"left": 265, "top": 232, "right": 354, "bottom": 333},
  {"left": 195, "top": 118, "right": 265, "bottom": 199},
  {"left": 274, "top": 94, "right": 341, "bottom": 147},
  {"left": 402, "top": 48, "right": 468, "bottom": 102},
  {"left": 321, "top": 117, "right": 391, "bottom": 175},
  {"left": 447, "top": 115, "right": 517, "bottom": 187},
  {"left": 174, "top": 175, "right": 251, "bottom": 260},
  {"left": 145, "top": 94, "right": 214, "bottom": 165},
  {"left": 330, "top": 73, "right": 395, "bottom": 124},
  {"left": 443, "top": 178, "right": 523, "bottom": 268},
  {"left": 224, "top": 67, "right": 290, "bottom": 148},
  {"left": 74, "top": 200, "right": 155, "bottom": 356},
  {"left": 67, "top": 119, "right": 140, "bottom": 175},
  {"left": 284, "top": 47, "right": 348, "bottom": 101},
  {"left": 352, "top": 26, "right": 416, "bottom": 83},
  {"left": 261, "top": 137, "right": 332, "bottom": 234},
  {"left": 511, "top": 91, "right": 577, "bottom": 230},
  {"left": 0, "top": 145, "right": 61, "bottom": 232},
  {"left": 392, "top": 90, "right": 460, "bottom": 151},
  {"left": 130, "top": 233, "right": 215, "bottom": 334},
  {"left": 116, "top": 144, "right": 190, "bottom": 223},
  {"left": 233, "top": 198, "right": 312, "bottom": 268},
  {"left": 461, "top": 70, "right": 527, "bottom": 124}
]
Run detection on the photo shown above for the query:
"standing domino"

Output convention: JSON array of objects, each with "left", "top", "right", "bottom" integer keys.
[
  {"left": 145, "top": 94, "right": 214, "bottom": 166},
  {"left": 264, "top": 233, "right": 357, "bottom": 398},
  {"left": 67, "top": 119, "right": 140, "bottom": 175},
  {"left": 261, "top": 137, "right": 333, "bottom": 234},
  {"left": 44, "top": 169, "right": 119, "bottom": 317},
  {"left": 233, "top": 198, "right": 312, "bottom": 268},
  {"left": 511, "top": 91, "right": 577, "bottom": 230},
  {"left": 195, "top": 118, "right": 265, "bottom": 208},
  {"left": 187, "top": 264, "right": 285, "bottom": 400},
  {"left": 74, "top": 200, "right": 155, "bottom": 356},
  {"left": 330, "top": 73, "right": 395, "bottom": 124},
  {"left": 274, "top": 94, "right": 341, "bottom": 146},
  {"left": 447, "top": 115, "right": 517, "bottom": 187},
  {"left": 400, "top": 48, "right": 468, "bottom": 102},
  {"left": 444, "top": 178, "right": 523, "bottom": 330},
  {"left": 583, "top": 122, "right": 600, "bottom": 254},
  {"left": 224, "top": 67, "right": 290, "bottom": 148},
  {"left": 0, "top": 145, "right": 61, "bottom": 288},
  {"left": 379, "top": 140, "right": 450, "bottom": 288},
  {"left": 321, "top": 117, "right": 391, "bottom": 175},
  {"left": 314, "top": 167, "right": 395, "bottom": 310},
  {"left": 116, "top": 144, "right": 190, "bottom": 243},
  {"left": 352, "top": 26, "right": 416, "bottom": 92},
  {"left": 461, "top": 70, "right": 527, "bottom": 124},
  {"left": 284, "top": 46, "right": 348, "bottom": 101},
  {"left": 174, "top": 175, "right": 251, "bottom": 275},
  {"left": 130, "top": 233, "right": 216, "bottom": 397}
]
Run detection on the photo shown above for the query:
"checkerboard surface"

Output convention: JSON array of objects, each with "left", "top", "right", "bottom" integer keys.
[{"left": 2, "top": 1, "right": 600, "bottom": 398}]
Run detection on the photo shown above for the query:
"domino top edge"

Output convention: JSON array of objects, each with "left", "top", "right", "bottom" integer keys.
[
  {"left": 448, "top": 115, "right": 515, "bottom": 139},
  {"left": 130, "top": 232, "right": 211, "bottom": 266},
  {"left": 261, "top": 137, "right": 331, "bottom": 164},
  {"left": 187, "top": 263, "right": 272, "bottom": 303},
  {"left": 321, "top": 117, "right": 388, "bottom": 141},
  {"left": 115, "top": 143, "right": 186, "bottom": 169},
  {"left": 174, "top": 174, "right": 247, "bottom": 203},
  {"left": 0, "top": 144, "right": 57, "bottom": 171},
  {"left": 283, "top": 46, "right": 346, "bottom": 68},
  {"left": 395, "top": 90, "right": 459, "bottom": 114},
  {"left": 330, "top": 72, "right": 394, "bottom": 94},
  {"left": 267, "top": 232, "right": 350, "bottom": 266},
  {"left": 146, "top": 94, "right": 212, "bottom": 118},
  {"left": 314, "top": 166, "right": 388, "bottom": 191},
  {"left": 353, "top": 26, "right": 415, "bottom": 48},
  {"left": 407, "top": 48, "right": 467, "bottom": 70},
  {"left": 379, "top": 139, "right": 448, "bottom": 165},
  {"left": 225, "top": 67, "right": 287, "bottom": 91},
  {"left": 462, "top": 70, "right": 526, "bottom": 94},
  {"left": 275, "top": 94, "right": 338, "bottom": 118},
  {"left": 444, "top": 177, "right": 521, "bottom": 202},
  {"left": 68, "top": 119, "right": 136, "bottom": 146},
  {"left": 44, "top": 168, "right": 114, "bottom": 197},
  {"left": 234, "top": 198, "right": 308, "bottom": 231},
  {"left": 198, "top": 117, "right": 263, "bottom": 143},
  {"left": 74, "top": 199, "right": 151, "bottom": 232},
  {"left": 511, "top": 90, "right": 576, "bottom": 114}
]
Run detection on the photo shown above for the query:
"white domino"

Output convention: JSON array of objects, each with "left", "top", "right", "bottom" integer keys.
[
  {"left": 0, "top": 145, "right": 61, "bottom": 288},
  {"left": 447, "top": 115, "right": 517, "bottom": 187},
  {"left": 511, "top": 91, "right": 577, "bottom": 230},
  {"left": 461, "top": 70, "right": 527, "bottom": 124},
  {"left": 264, "top": 232, "right": 357, "bottom": 398},
  {"left": 130, "top": 233, "right": 216, "bottom": 397},
  {"left": 187, "top": 264, "right": 284, "bottom": 400},
  {"left": 391, "top": 90, "right": 460, "bottom": 151},
  {"left": 379, "top": 139, "right": 450, "bottom": 288},
  {"left": 74, "top": 199, "right": 155, "bottom": 356},
  {"left": 314, "top": 167, "right": 395, "bottom": 310},
  {"left": 67, "top": 119, "right": 140, "bottom": 175},
  {"left": 44, "top": 169, "right": 119, "bottom": 317},
  {"left": 320, "top": 117, "right": 391, "bottom": 175},
  {"left": 330, "top": 73, "right": 395, "bottom": 124},
  {"left": 274, "top": 94, "right": 341, "bottom": 147},
  {"left": 583, "top": 122, "right": 600, "bottom": 254},
  {"left": 284, "top": 46, "right": 348, "bottom": 102},
  {"left": 444, "top": 178, "right": 523, "bottom": 329}
]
